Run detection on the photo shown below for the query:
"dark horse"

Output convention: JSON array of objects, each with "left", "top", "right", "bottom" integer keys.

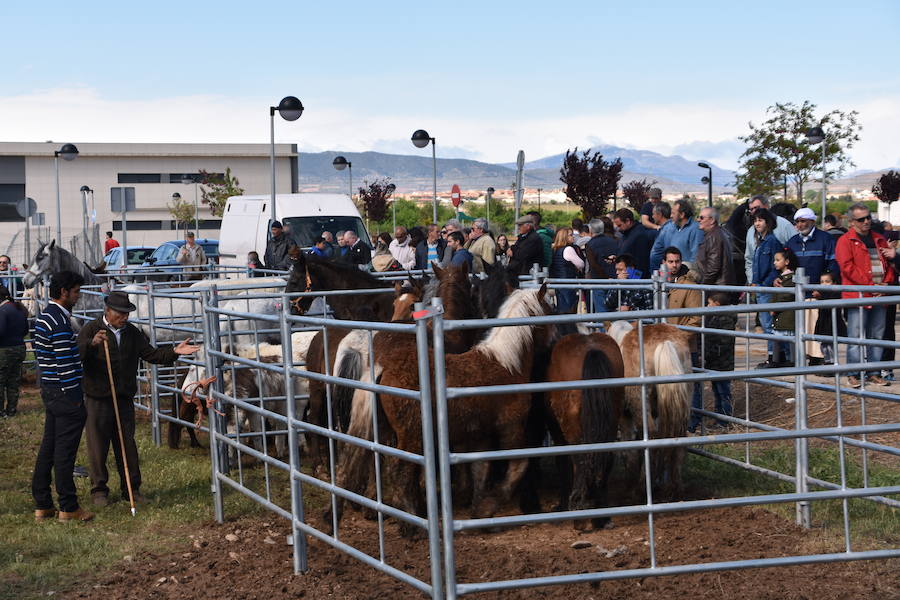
[{"left": 545, "top": 331, "right": 624, "bottom": 530}]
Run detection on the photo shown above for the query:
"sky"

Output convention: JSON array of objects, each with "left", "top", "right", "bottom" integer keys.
[{"left": 1, "top": 0, "right": 898, "bottom": 172}]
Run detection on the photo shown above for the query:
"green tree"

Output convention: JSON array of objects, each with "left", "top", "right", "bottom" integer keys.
[
  {"left": 167, "top": 194, "right": 195, "bottom": 233},
  {"left": 735, "top": 101, "right": 861, "bottom": 202},
  {"left": 199, "top": 167, "right": 244, "bottom": 217},
  {"left": 873, "top": 170, "right": 900, "bottom": 205},
  {"left": 559, "top": 148, "right": 623, "bottom": 219}
]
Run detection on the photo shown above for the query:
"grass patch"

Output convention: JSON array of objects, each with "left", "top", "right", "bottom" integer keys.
[{"left": 686, "top": 442, "right": 900, "bottom": 543}]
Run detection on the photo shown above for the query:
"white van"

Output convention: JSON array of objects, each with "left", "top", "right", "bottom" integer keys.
[{"left": 218, "top": 193, "right": 370, "bottom": 268}]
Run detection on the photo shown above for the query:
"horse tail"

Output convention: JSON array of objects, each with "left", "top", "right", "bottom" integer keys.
[
  {"left": 653, "top": 341, "right": 691, "bottom": 439},
  {"left": 333, "top": 345, "right": 363, "bottom": 433}
]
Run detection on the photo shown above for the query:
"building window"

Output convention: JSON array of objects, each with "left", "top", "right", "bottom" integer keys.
[
  {"left": 169, "top": 173, "right": 223, "bottom": 184},
  {"left": 112, "top": 220, "right": 164, "bottom": 231},
  {"left": 0, "top": 184, "right": 26, "bottom": 222},
  {"left": 118, "top": 173, "right": 161, "bottom": 184}
]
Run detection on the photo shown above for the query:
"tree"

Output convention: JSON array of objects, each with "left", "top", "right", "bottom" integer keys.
[
  {"left": 357, "top": 178, "right": 396, "bottom": 222},
  {"left": 735, "top": 101, "right": 861, "bottom": 202},
  {"left": 167, "top": 194, "right": 195, "bottom": 235},
  {"left": 621, "top": 178, "right": 657, "bottom": 211},
  {"left": 872, "top": 171, "right": 900, "bottom": 205},
  {"left": 198, "top": 167, "right": 244, "bottom": 217},
  {"left": 559, "top": 148, "right": 623, "bottom": 220}
]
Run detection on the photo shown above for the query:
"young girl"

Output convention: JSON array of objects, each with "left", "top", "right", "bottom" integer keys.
[
  {"left": 771, "top": 248, "right": 798, "bottom": 366},
  {"left": 705, "top": 292, "right": 736, "bottom": 428},
  {"left": 812, "top": 270, "right": 847, "bottom": 365}
]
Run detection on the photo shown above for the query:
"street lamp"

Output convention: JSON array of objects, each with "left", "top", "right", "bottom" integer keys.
[
  {"left": 486, "top": 186, "right": 495, "bottom": 230},
  {"left": 411, "top": 129, "right": 437, "bottom": 223},
  {"left": 54, "top": 143, "right": 79, "bottom": 244},
  {"left": 332, "top": 156, "right": 353, "bottom": 204},
  {"left": 181, "top": 173, "right": 199, "bottom": 236},
  {"left": 270, "top": 96, "right": 304, "bottom": 223},
  {"left": 79, "top": 185, "right": 94, "bottom": 261},
  {"left": 172, "top": 192, "right": 183, "bottom": 238},
  {"left": 805, "top": 126, "right": 827, "bottom": 223},
  {"left": 698, "top": 162, "right": 713, "bottom": 208}
]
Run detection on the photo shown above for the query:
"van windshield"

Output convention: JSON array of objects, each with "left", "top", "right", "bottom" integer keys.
[{"left": 281, "top": 216, "right": 371, "bottom": 248}]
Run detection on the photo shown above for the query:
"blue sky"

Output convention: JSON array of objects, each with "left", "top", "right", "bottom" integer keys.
[{"left": 2, "top": 1, "right": 898, "bottom": 170}]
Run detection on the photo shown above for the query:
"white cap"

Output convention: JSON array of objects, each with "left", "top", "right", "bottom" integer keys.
[{"left": 794, "top": 207, "right": 817, "bottom": 221}]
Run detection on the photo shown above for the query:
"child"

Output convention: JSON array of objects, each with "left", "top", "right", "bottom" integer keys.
[
  {"left": 771, "top": 248, "right": 798, "bottom": 366},
  {"left": 705, "top": 292, "right": 737, "bottom": 428},
  {"left": 812, "top": 270, "right": 847, "bottom": 365},
  {"left": 604, "top": 254, "right": 652, "bottom": 313},
  {"left": 247, "top": 251, "right": 263, "bottom": 277}
]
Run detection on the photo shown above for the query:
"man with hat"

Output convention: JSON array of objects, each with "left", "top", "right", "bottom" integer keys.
[
  {"left": 507, "top": 215, "right": 545, "bottom": 275},
  {"left": 176, "top": 232, "right": 208, "bottom": 280},
  {"left": 264, "top": 220, "right": 293, "bottom": 271},
  {"left": 77, "top": 291, "right": 199, "bottom": 506}
]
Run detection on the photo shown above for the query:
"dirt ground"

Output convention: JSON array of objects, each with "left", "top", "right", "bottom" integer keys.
[{"left": 59, "top": 378, "right": 899, "bottom": 600}]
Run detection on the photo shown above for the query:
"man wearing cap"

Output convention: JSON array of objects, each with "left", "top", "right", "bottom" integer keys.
[
  {"left": 77, "top": 292, "right": 200, "bottom": 506},
  {"left": 640, "top": 188, "right": 664, "bottom": 231},
  {"left": 176, "top": 232, "right": 207, "bottom": 280},
  {"left": 507, "top": 215, "right": 544, "bottom": 276},
  {"left": 264, "top": 221, "right": 292, "bottom": 271}
]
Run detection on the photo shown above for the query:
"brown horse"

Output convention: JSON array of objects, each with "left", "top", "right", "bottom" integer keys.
[
  {"left": 608, "top": 320, "right": 692, "bottom": 500},
  {"left": 544, "top": 331, "right": 624, "bottom": 530},
  {"left": 371, "top": 286, "right": 553, "bottom": 534}
]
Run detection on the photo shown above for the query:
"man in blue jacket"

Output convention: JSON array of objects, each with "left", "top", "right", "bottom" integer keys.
[
  {"left": 649, "top": 199, "right": 704, "bottom": 272},
  {"left": 613, "top": 208, "right": 655, "bottom": 278}
]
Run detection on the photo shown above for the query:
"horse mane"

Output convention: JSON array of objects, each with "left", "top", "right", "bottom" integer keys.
[
  {"left": 305, "top": 254, "right": 389, "bottom": 290},
  {"left": 608, "top": 320, "right": 633, "bottom": 346},
  {"left": 474, "top": 288, "right": 546, "bottom": 373}
]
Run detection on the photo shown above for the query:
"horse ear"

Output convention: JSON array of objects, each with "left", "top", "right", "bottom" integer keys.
[
  {"left": 432, "top": 263, "right": 444, "bottom": 279},
  {"left": 394, "top": 281, "right": 403, "bottom": 294},
  {"left": 537, "top": 282, "right": 548, "bottom": 302},
  {"left": 48, "top": 239, "right": 56, "bottom": 250}
]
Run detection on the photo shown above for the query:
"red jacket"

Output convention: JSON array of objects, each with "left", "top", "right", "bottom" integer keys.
[
  {"left": 834, "top": 229, "right": 896, "bottom": 299},
  {"left": 104, "top": 238, "right": 120, "bottom": 253}
]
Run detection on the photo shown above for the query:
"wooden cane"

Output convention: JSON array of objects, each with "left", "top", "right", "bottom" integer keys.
[{"left": 101, "top": 337, "right": 137, "bottom": 517}]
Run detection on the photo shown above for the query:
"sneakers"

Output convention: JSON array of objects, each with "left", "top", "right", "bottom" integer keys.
[
  {"left": 34, "top": 508, "right": 56, "bottom": 521},
  {"left": 72, "top": 465, "right": 89, "bottom": 478},
  {"left": 867, "top": 374, "right": 890, "bottom": 387},
  {"left": 847, "top": 376, "right": 862, "bottom": 389},
  {"left": 756, "top": 359, "right": 778, "bottom": 369},
  {"left": 58, "top": 507, "right": 95, "bottom": 522},
  {"left": 91, "top": 493, "right": 109, "bottom": 507}
]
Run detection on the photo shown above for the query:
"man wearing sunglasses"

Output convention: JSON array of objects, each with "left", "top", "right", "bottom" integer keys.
[{"left": 835, "top": 203, "right": 896, "bottom": 387}]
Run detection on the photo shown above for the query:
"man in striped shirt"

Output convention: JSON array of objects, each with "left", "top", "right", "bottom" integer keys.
[{"left": 31, "top": 270, "right": 94, "bottom": 522}]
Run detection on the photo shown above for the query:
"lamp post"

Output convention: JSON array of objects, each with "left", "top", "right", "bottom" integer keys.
[
  {"left": 172, "top": 192, "right": 183, "bottom": 239},
  {"left": 270, "top": 96, "right": 304, "bottom": 223},
  {"left": 486, "top": 186, "right": 495, "bottom": 230},
  {"left": 411, "top": 129, "right": 437, "bottom": 223},
  {"left": 698, "top": 162, "right": 713, "bottom": 208},
  {"left": 54, "top": 143, "right": 79, "bottom": 244},
  {"left": 181, "top": 173, "right": 200, "bottom": 236},
  {"left": 805, "top": 126, "right": 827, "bottom": 223},
  {"left": 332, "top": 156, "right": 353, "bottom": 205},
  {"left": 79, "top": 185, "right": 93, "bottom": 260}
]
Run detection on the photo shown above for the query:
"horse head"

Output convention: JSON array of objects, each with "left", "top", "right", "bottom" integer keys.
[
  {"left": 475, "top": 260, "right": 519, "bottom": 319},
  {"left": 434, "top": 262, "right": 477, "bottom": 320},
  {"left": 23, "top": 240, "right": 56, "bottom": 288},
  {"left": 391, "top": 275, "right": 428, "bottom": 322},
  {"left": 285, "top": 250, "right": 314, "bottom": 315}
]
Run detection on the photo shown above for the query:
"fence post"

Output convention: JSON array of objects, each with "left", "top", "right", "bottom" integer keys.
[
  {"left": 201, "top": 288, "right": 225, "bottom": 523},
  {"left": 793, "top": 267, "right": 811, "bottom": 528},
  {"left": 146, "top": 282, "right": 162, "bottom": 447},
  {"left": 279, "top": 298, "right": 308, "bottom": 574}
]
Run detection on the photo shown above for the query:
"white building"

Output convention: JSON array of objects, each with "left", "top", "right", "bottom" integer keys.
[{"left": 0, "top": 142, "right": 298, "bottom": 265}]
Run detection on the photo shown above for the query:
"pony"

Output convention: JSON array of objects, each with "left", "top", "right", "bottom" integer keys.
[
  {"left": 544, "top": 331, "right": 624, "bottom": 530},
  {"left": 23, "top": 241, "right": 108, "bottom": 327},
  {"left": 285, "top": 251, "right": 393, "bottom": 321},
  {"left": 472, "top": 260, "right": 519, "bottom": 319},
  {"left": 332, "top": 286, "right": 553, "bottom": 535},
  {"left": 608, "top": 320, "right": 692, "bottom": 500}
]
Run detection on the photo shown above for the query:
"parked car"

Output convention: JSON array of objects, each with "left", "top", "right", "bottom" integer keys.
[
  {"left": 102, "top": 246, "right": 156, "bottom": 279},
  {"left": 136, "top": 239, "right": 219, "bottom": 281}
]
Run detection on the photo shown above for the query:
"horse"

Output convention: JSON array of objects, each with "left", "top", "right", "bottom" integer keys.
[
  {"left": 608, "top": 320, "right": 692, "bottom": 500},
  {"left": 285, "top": 251, "right": 393, "bottom": 321},
  {"left": 544, "top": 331, "right": 624, "bottom": 530},
  {"left": 23, "top": 241, "right": 108, "bottom": 327},
  {"left": 333, "top": 286, "right": 553, "bottom": 535},
  {"left": 472, "top": 260, "right": 519, "bottom": 319}
]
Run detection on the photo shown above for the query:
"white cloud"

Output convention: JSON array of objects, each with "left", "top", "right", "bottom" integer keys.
[{"left": 1, "top": 87, "right": 897, "bottom": 172}]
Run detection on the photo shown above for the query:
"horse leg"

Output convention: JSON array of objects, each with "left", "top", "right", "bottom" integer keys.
[
  {"left": 168, "top": 394, "right": 184, "bottom": 449},
  {"left": 469, "top": 459, "right": 494, "bottom": 519}
]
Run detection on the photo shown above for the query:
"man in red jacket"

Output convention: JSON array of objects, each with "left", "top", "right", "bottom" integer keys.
[{"left": 835, "top": 203, "right": 896, "bottom": 388}]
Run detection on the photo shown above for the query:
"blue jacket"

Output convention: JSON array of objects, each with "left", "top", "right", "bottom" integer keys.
[
  {"left": 786, "top": 227, "right": 838, "bottom": 284},
  {"left": 649, "top": 217, "right": 704, "bottom": 271},
  {"left": 752, "top": 232, "right": 782, "bottom": 286},
  {"left": 450, "top": 248, "right": 474, "bottom": 271}
]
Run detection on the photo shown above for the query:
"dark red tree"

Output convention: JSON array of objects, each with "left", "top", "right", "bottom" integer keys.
[
  {"left": 621, "top": 178, "right": 658, "bottom": 211},
  {"left": 559, "top": 148, "right": 623, "bottom": 219},
  {"left": 358, "top": 178, "right": 396, "bottom": 222},
  {"left": 873, "top": 170, "right": 900, "bottom": 205}
]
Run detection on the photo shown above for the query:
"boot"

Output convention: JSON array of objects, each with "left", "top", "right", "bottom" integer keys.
[{"left": 59, "top": 507, "right": 95, "bottom": 522}]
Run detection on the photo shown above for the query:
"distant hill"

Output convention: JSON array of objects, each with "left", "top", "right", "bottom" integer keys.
[{"left": 297, "top": 148, "right": 735, "bottom": 195}]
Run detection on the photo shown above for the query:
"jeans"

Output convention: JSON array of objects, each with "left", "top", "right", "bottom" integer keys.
[
  {"left": 688, "top": 352, "right": 704, "bottom": 429},
  {"left": 711, "top": 381, "right": 733, "bottom": 423},
  {"left": 590, "top": 289, "right": 608, "bottom": 315},
  {"left": 846, "top": 304, "right": 887, "bottom": 376},
  {"left": 556, "top": 289, "right": 578, "bottom": 314},
  {"left": 756, "top": 292, "right": 775, "bottom": 355},
  {"left": 772, "top": 329, "right": 794, "bottom": 364},
  {"left": 32, "top": 386, "right": 87, "bottom": 512}
]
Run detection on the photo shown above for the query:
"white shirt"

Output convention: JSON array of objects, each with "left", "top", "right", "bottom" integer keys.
[{"left": 103, "top": 315, "right": 123, "bottom": 346}]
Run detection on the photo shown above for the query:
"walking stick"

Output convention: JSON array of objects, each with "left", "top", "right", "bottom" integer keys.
[{"left": 101, "top": 337, "right": 137, "bottom": 517}]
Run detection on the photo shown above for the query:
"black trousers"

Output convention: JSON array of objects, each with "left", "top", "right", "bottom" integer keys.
[
  {"left": 85, "top": 395, "right": 141, "bottom": 497},
  {"left": 31, "top": 386, "right": 87, "bottom": 512}
]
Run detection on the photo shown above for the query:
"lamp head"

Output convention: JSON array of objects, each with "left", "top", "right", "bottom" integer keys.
[
  {"left": 276, "top": 96, "right": 304, "bottom": 121},
  {"left": 332, "top": 156, "right": 349, "bottom": 171},
  {"left": 57, "top": 143, "right": 79, "bottom": 161},
  {"left": 411, "top": 129, "right": 432, "bottom": 148},
  {"left": 172, "top": 192, "right": 182, "bottom": 200},
  {"left": 805, "top": 126, "right": 825, "bottom": 144},
  {"left": 486, "top": 187, "right": 495, "bottom": 194},
  {"left": 701, "top": 176, "right": 710, "bottom": 184},
  {"left": 79, "top": 185, "right": 92, "bottom": 193},
  {"left": 698, "top": 162, "right": 710, "bottom": 170}
]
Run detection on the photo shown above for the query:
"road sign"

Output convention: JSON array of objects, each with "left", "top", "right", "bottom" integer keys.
[
  {"left": 451, "top": 184, "right": 461, "bottom": 208},
  {"left": 16, "top": 197, "right": 37, "bottom": 218},
  {"left": 110, "top": 187, "right": 136, "bottom": 212},
  {"left": 33, "top": 212, "right": 46, "bottom": 226}
]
